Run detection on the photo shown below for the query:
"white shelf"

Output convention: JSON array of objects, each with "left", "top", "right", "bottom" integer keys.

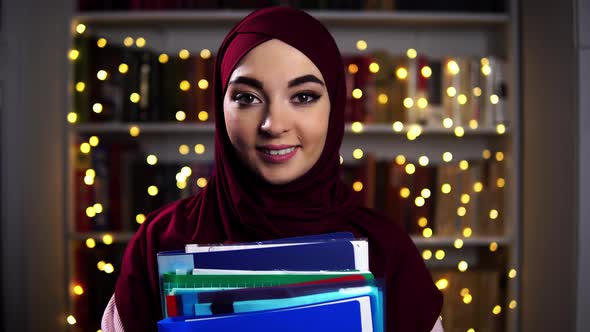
[{"left": 73, "top": 10, "right": 509, "bottom": 27}]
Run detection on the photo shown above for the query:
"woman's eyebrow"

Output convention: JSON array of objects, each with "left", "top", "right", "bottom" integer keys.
[
  {"left": 227, "top": 76, "right": 263, "bottom": 90},
  {"left": 288, "top": 75, "right": 325, "bottom": 88}
]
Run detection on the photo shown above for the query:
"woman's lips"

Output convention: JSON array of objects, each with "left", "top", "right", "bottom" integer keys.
[{"left": 256, "top": 145, "right": 299, "bottom": 163}]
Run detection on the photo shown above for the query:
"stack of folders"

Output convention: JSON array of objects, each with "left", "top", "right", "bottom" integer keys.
[{"left": 155, "top": 232, "right": 384, "bottom": 332}]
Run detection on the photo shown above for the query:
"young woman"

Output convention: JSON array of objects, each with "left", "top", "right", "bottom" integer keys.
[{"left": 103, "top": 6, "right": 444, "bottom": 332}]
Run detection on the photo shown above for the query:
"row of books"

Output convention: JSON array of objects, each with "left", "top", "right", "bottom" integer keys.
[
  {"left": 78, "top": 0, "right": 505, "bottom": 12},
  {"left": 73, "top": 140, "right": 504, "bottom": 237},
  {"left": 72, "top": 33, "right": 507, "bottom": 127}
]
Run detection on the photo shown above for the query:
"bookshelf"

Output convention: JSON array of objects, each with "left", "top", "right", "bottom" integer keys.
[{"left": 65, "top": 4, "right": 520, "bottom": 332}]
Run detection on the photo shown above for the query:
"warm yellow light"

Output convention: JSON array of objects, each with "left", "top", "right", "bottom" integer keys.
[
  {"left": 490, "top": 94, "right": 500, "bottom": 104},
  {"left": 496, "top": 123, "right": 506, "bottom": 134},
  {"left": 97, "top": 70, "right": 109, "bottom": 81},
  {"left": 473, "top": 87, "right": 482, "bottom": 97},
  {"left": 403, "top": 97, "right": 414, "bottom": 109},
  {"left": 130, "top": 93, "right": 141, "bottom": 103},
  {"left": 392, "top": 121, "right": 404, "bottom": 132},
  {"left": 66, "top": 315, "right": 77, "bottom": 325},
  {"left": 406, "top": 48, "right": 417, "bottom": 59},
  {"left": 353, "top": 181, "right": 364, "bottom": 192},
  {"left": 442, "top": 152, "right": 453, "bottom": 162},
  {"left": 496, "top": 151, "right": 505, "bottom": 161},
  {"left": 97, "top": 261, "right": 106, "bottom": 271},
  {"left": 492, "top": 305, "right": 502, "bottom": 315},
  {"left": 469, "top": 119, "right": 479, "bottom": 129},
  {"left": 179, "top": 49, "right": 190, "bottom": 59},
  {"left": 102, "top": 234, "right": 113, "bottom": 245},
  {"left": 489, "top": 242, "right": 499, "bottom": 252},
  {"left": 84, "top": 175, "right": 94, "bottom": 185},
  {"left": 418, "top": 156, "right": 429, "bottom": 166},
  {"left": 136, "top": 213, "right": 146, "bottom": 224},
  {"left": 352, "top": 88, "right": 363, "bottom": 99},
  {"left": 447, "top": 60, "right": 460, "bottom": 75},
  {"left": 146, "top": 155, "right": 158, "bottom": 165},
  {"left": 422, "top": 227, "right": 433, "bottom": 238},
  {"left": 93, "top": 203, "right": 103, "bottom": 214},
  {"left": 395, "top": 67, "right": 408, "bottom": 80},
  {"left": 482, "top": 64, "right": 492, "bottom": 76},
  {"left": 421, "top": 188, "right": 431, "bottom": 199},
  {"left": 351, "top": 122, "right": 364, "bottom": 133},
  {"left": 458, "top": 261, "right": 469, "bottom": 272},
  {"left": 179, "top": 80, "right": 191, "bottom": 91},
  {"left": 454, "top": 126, "right": 465, "bottom": 137},
  {"left": 421, "top": 66, "right": 432, "bottom": 78},
  {"left": 92, "top": 103, "right": 103, "bottom": 114},
  {"left": 369, "top": 62, "right": 380, "bottom": 73},
  {"left": 86, "top": 169, "right": 95, "bottom": 178},
  {"left": 446, "top": 87, "right": 457, "bottom": 97},
  {"left": 454, "top": 239, "right": 464, "bottom": 249},
  {"left": 123, "top": 37, "right": 134, "bottom": 47},
  {"left": 177, "top": 181, "right": 187, "bottom": 190},
  {"left": 435, "top": 250, "right": 445, "bottom": 260},
  {"left": 198, "top": 111, "right": 209, "bottom": 122},
  {"left": 85, "top": 238, "right": 96, "bottom": 248},
  {"left": 194, "top": 144, "right": 206, "bottom": 155},
  {"left": 200, "top": 49, "right": 212, "bottom": 59},
  {"left": 103, "top": 263, "right": 114, "bottom": 274},
  {"left": 68, "top": 49, "right": 80, "bottom": 62},
  {"left": 443, "top": 118, "right": 454, "bottom": 128},
  {"left": 457, "top": 206, "right": 467, "bottom": 217},
  {"left": 175, "top": 110, "right": 186, "bottom": 122},
  {"left": 508, "top": 268, "right": 518, "bottom": 278},
  {"left": 197, "top": 177, "right": 208, "bottom": 188},
  {"left": 400, "top": 187, "right": 411, "bottom": 198},
  {"left": 415, "top": 196, "right": 425, "bottom": 207},
  {"left": 459, "top": 160, "right": 469, "bottom": 170},
  {"left": 509, "top": 300, "right": 518, "bottom": 309},
  {"left": 129, "top": 126, "right": 140, "bottom": 137},
  {"left": 377, "top": 93, "right": 389, "bottom": 104},
  {"left": 87, "top": 136, "right": 100, "bottom": 148},
  {"left": 76, "top": 23, "right": 86, "bottom": 34},
  {"left": 489, "top": 209, "right": 499, "bottom": 220},
  {"left": 497, "top": 178, "right": 506, "bottom": 188},
  {"left": 198, "top": 79, "right": 209, "bottom": 90},
  {"left": 481, "top": 57, "right": 490, "bottom": 66},
  {"left": 148, "top": 185, "right": 159, "bottom": 196},
  {"left": 463, "top": 294, "right": 473, "bottom": 304},
  {"left": 73, "top": 284, "right": 84, "bottom": 296},
  {"left": 353, "top": 148, "right": 364, "bottom": 160},
  {"left": 418, "top": 217, "right": 428, "bottom": 227},
  {"left": 482, "top": 149, "right": 492, "bottom": 159},
  {"left": 179, "top": 144, "right": 190, "bottom": 155},
  {"left": 457, "top": 94, "right": 467, "bottom": 105},
  {"left": 473, "top": 182, "right": 484, "bottom": 192},
  {"left": 118, "top": 63, "right": 129, "bottom": 74},
  {"left": 348, "top": 64, "right": 359, "bottom": 74},
  {"left": 135, "top": 37, "right": 146, "bottom": 48},
  {"left": 159, "top": 53, "right": 169, "bottom": 64},
  {"left": 97, "top": 38, "right": 107, "bottom": 48},
  {"left": 417, "top": 97, "right": 428, "bottom": 109},
  {"left": 423, "top": 250, "right": 433, "bottom": 260},
  {"left": 181, "top": 166, "right": 192, "bottom": 177},
  {"left": 405, "top": 163, "right": 416, "bottom": 175},
  {"left": 461, "top": 194, "right": 471, "bottom": 204},
  {"left": 75, "top": 82, "right": 86, "bottom": 92},
  {"left": 435, "top": 278, "right": 448, "bottom": 290},
  {"left": 340, "top": 155, "right": 344, "bottom": 165},
  {"left": 463, "top": 227, "right": 473, "bottom": 238},
  {"left": 80, "top": 143, "right": 91, "bottom": 154},
  {"left": 67, "top": 112, "right": 78, "bottom": 123},
  {"left": 356, "top": 40, "right": 368, "bottom": 51},
  {"left": 441, "top": 183, "right": 452, "bottom": 194},
  {"left": 407, "top": 124, "right": 422, "bottom": 139}
]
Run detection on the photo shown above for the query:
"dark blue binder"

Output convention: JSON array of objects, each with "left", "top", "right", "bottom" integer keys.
[{"left": 157, "top": 295, "right": 373, "bottom": 332}]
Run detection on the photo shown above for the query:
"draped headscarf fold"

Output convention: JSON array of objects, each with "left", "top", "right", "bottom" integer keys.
[{"left": 115, "top": 6, "right": 442, "bottom": 332}]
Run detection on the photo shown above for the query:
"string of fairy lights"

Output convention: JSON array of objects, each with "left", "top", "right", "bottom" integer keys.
[{"left": 65, "top": 22, "right": 518, "bottom": 331}]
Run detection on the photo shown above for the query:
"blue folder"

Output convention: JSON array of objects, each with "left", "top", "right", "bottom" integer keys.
[{"left": 157, "top": 295, "right": 374, "bottom": 332}]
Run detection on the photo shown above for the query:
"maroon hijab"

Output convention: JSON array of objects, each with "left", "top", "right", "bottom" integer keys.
[{"left": 115, "top": 6, "right": 442, "bottom": 332}]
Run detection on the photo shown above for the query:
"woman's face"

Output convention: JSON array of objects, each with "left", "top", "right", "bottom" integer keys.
[{"left": 223, "top": 39, "right": 331, "bottom": 185}]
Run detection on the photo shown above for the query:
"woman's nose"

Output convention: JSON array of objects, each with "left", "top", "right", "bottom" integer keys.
[{"left": 259, "top": 103, "right": 290, "bottom": 137}]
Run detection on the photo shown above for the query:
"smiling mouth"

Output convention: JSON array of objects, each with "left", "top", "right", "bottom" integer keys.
[
  {"left": 261, "top": 147, "right": 296, "bottom": 155},
  {"left": 256, "top": 145, "right": 300, "bottom": 163}
]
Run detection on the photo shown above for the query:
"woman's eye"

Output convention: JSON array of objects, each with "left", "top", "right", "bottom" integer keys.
[
  {"left": 293, "top": 92, "right": 321, "bottom": 104},
  {"left": 233, "top": 93, "right": 261, "bottom": 105}
]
